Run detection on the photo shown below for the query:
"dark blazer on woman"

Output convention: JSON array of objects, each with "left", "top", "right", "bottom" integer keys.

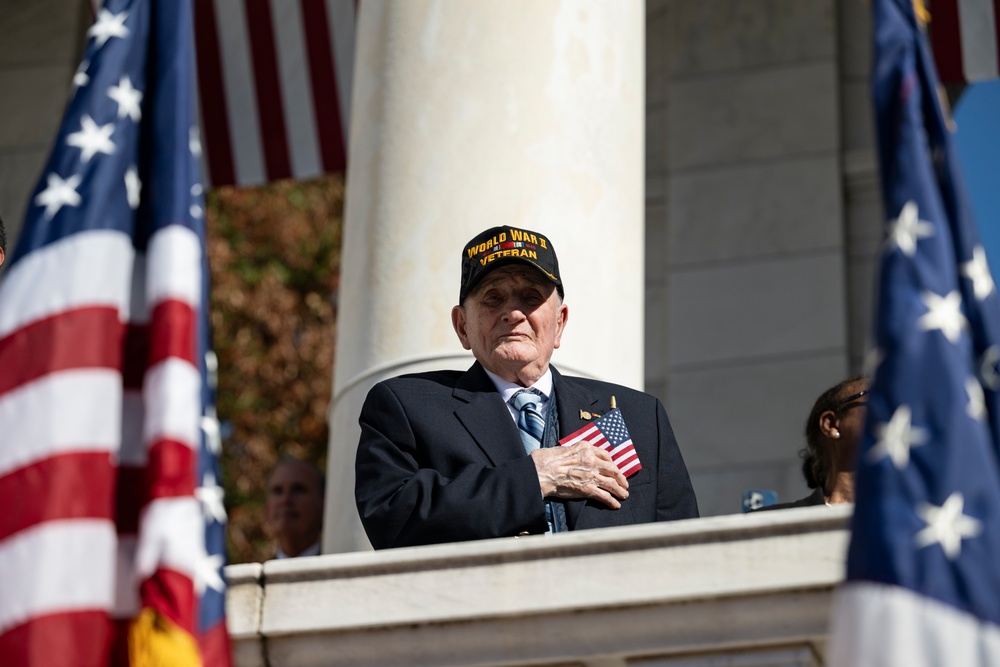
[
  {"left": 355, "top": 362, "right": 699, "bottom": 549},
  {"left": 753, "top": 487, "right": 826, "bottom": 512}
]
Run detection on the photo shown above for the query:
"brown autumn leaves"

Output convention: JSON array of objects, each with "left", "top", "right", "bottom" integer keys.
[{"left": 206, "top": 174, "right": 342, "bottom": 563}]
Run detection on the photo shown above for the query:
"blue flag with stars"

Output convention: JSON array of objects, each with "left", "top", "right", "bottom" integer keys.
[{"left": 829, "top": 0, "right": 1000, "bottom": 664}]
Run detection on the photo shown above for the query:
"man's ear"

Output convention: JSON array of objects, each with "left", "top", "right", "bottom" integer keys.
[
  {"left": 452, "top": 305, "right": 472, "bottom": 350},
  {"left": 553, "top": 302, "right": 568, "bottom": 349},
  {"left": 819, "top": 410, "right": 839, "bottom": 439},
  {"left": 0, "top": 247, "right": 5, "bottom": 268}
]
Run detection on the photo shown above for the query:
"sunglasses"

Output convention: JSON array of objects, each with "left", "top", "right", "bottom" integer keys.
[{"left": 834, "top": 388, "right": 869, "bottom": 410}]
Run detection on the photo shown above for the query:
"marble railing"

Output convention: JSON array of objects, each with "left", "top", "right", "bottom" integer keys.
[{"left": 225, "top": 505, "right": 851, "bottom": 667}]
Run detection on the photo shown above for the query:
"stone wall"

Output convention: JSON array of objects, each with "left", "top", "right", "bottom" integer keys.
[
  {"left": 227, "top": 507, "right": 850, "bottom": 667},
  {"left": 0, "top": 1, "right": 88, "bottom": 250},
  {"left": 644, "top": 1, "right": 878, "bottom": 516}
]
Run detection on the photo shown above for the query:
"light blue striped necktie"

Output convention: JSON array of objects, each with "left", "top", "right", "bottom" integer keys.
[
  {"left": 511, "top": 387, "right": 566, "bottom": 534},
  {"left": 512, "top": 388, "right": 545, "bottom": 454}
]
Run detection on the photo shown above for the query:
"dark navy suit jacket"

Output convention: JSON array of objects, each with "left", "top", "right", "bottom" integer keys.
[{"left": 355, "top": 362, "right": 699, "bottom": 549}]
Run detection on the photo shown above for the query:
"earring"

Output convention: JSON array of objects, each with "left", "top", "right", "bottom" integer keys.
[{"left": 832, "top": 430, "right": 840, "bottom": 439}]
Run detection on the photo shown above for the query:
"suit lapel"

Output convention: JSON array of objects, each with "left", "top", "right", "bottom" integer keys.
[
  {"left": 450, "top": 364, "right": 610, "bottom": 528},
  {"left": 551, "top": 367, "right": 602, "bottom": 529},
  {"left": 453, "top": 362, "right": 525, "bottom": 466}
]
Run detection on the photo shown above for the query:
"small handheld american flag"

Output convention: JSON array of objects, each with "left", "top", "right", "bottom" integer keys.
[{"left": 559, "top": 408, "right": 642, "bottom": 478}]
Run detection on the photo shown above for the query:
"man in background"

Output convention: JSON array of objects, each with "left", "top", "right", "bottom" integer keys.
[{"left": 265, "top": 458, "right": 325, "bottom": 558}]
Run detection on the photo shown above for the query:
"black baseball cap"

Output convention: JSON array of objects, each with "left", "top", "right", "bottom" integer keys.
[{"left": 459, "top": 226, "right": 563, "bottom": 303}]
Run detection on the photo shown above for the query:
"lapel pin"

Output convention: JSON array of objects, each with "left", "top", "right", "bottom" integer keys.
[{"left": 579, "top": 409, "right": 602, "bottom": 420}]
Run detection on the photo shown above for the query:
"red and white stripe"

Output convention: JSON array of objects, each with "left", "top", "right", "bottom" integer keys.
[
  {"left": 119, "top": 222, "right": 203, "bottom": 636},
  {"left": 193, "top": 0, "right": 356, "bottom": 187},
  {"left": 931, "top": 0, "right": 1000, "bottom": 85},
  {"left": 829, "top": 582, "right": 1000, "bottom": 666},
  {"left": 609, "top": 441, "right": 641, "bottom": 477},
  {"left": 559, "top": 423, "right": 643, "bottom": 478},
  {"left": 89, "top": 0, "right": 356, "bottom": 188},
  {"left": 0, "top": 225, "right": 203, "bottom": 662}
]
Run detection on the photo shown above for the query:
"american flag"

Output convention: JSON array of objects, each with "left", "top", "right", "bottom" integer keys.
[
  {"left": 559, "top": 409, "right": 643, "bottom": 479},
  {"left": 192, "top": 0, "right": 356, "bottom": 187},
  {"left": 828, "top": 0, "right": 1000, "bottom": 664},
  {"left": 91, "top": 0, "right": 357, "bottom": 188},
  {"left": 929, "top": 0, "right": 1000, "bottom": 85},
  {"left": 0, "top": 1, "right": 231, "bottom": 665}
]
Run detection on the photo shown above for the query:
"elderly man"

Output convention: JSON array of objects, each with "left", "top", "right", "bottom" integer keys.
[
  {"left": 265, "top": 458, "right": 325, "bottom": 558},
  {"left": 355, "top": 226, "right": 698, "bottom": 549}
]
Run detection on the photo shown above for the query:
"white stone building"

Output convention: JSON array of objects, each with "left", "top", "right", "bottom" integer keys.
[{"left": 0, "top": 2, "right": 882, "bottom": 664}]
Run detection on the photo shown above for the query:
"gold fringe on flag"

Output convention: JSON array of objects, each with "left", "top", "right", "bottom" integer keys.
[
  {"left": 859, "top": 2, "right": 929, "bottom": 28},
  {"left": 128, "top": 608, "right": 202, "bottom": 667}
]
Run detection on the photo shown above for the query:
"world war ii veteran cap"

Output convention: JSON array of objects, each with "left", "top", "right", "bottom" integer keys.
[{"left": 460, "top": 226, "right": 563, "bottom": 303}]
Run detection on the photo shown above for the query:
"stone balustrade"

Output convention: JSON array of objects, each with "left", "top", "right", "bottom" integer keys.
[{"left": 226, "top": 505, "right": 851, "bottom": 667}]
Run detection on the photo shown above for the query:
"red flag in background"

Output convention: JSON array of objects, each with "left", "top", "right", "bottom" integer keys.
[
  {"left": 193, "top": 0, "right": 356, "bottom": 187},
  {"left": 91, "top": 0, "right": 358, "bottom": 188},
  {"left": 930, "top": 0, "right": 1000, "bottom": 85}
]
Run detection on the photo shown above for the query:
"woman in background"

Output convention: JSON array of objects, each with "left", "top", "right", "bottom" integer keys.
[{"left": 758, "top": 376, "right": 867, "bottom": 510}]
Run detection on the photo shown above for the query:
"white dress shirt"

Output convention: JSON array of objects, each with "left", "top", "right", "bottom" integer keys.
[{"left": 482, "top": 367, "right": 554, "bottom": 422}]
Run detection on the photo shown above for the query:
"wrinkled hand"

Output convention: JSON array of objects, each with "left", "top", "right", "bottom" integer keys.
[{"left": 530, "top": 442, "right": 629, "bottom": 509}]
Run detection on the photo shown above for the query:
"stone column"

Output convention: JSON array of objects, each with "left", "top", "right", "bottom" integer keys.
[
  {"left": 324, "top": 0, "right": 646, "bottom": 553},
  {"left": 0, "top": 2, "right": 87, "bottom": 251}
]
